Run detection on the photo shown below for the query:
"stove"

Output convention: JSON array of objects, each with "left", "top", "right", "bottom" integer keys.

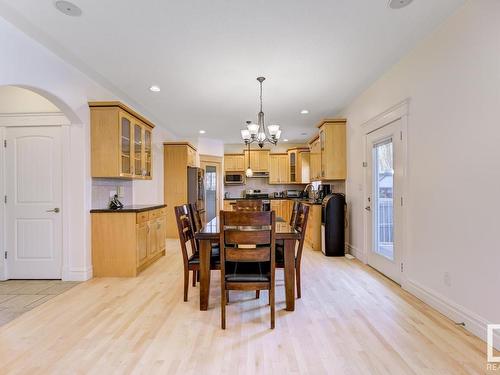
[{"left": 245, "top": 193, "right": 270, "bottom": 199}]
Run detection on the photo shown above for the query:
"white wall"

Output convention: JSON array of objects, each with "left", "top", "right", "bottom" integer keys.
[
  {"left": 340, "top": 0, "right": 500, "bottom": 345},
  {"left": 0, "top": 86, "right": 59, "bottom": 113}
]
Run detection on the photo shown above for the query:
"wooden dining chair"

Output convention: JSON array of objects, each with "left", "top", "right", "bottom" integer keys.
[
  {"left": 188, "top": 203, "right": 203, "bottom": 232},
  {"left": 289, "top": 200, "right": 300, "bottom": 227},
  {"left": 234, "top": 199, "right": 263, "bottom": 212},
  {"left": 219, "top": 210, "right": 276, "bottom": 329},
  {"left": 174, "top": 204, "right": 219, "bottom": 302},
  {"left": 276, "top": 203, "right": 310, "bottom": 298}
]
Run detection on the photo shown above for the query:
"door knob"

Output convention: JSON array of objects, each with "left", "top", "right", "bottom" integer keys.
[
  {"left": 46, "top": 208, "right": 60, "bottom": 213},
  {"left": 364, "top": 206, "right": 371, "bottom": 211}
]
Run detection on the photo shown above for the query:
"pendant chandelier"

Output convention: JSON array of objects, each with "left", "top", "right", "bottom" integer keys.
[{"left": 240, "top": 77, "right": 281, "bottom": 148}]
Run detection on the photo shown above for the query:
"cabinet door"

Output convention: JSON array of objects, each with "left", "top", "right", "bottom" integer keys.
[
  {"left": 235, "top": 154, "right": 245, "bottom": 171},
  {"left": 269, "top": 155, "right": 280, "bottom": 184},
  {"left": 133, "top": 122, "right": 143, "bottom": 177},
  {"left": 288, "top": 151, "right": 296, "bottom": 183},
  {"left": 144, "top": 127, "right": 152, "bottom": 178},
  {"left": 148, "top": 219, "right": 159, "bottom": 256},
  {"left": 270, "top": 200, "right": 281, "bottom": 217},
  {"left": 156, "top": 216, "right": 166, "bottom": 252},
  {"left": 259, "top": 151, "right": 270, "bottom": 172},
  {"left": 278, "top": 155, "right": 289, "bottom": 183},
  {"left": 120, "top": 114, "right": 132, "bottom": 176},
  {"left": 321, "top": 123, "right": 347, "bottom": 180},
  {"left": 136, "top": 222, "right": 149, "bottom": 267},
  {"left": 224, "top": 156, "right": 234, "bottom": 171}
]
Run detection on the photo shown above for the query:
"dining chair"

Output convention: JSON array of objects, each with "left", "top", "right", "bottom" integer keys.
[
  {"left": 276, "top": 203, "right": 310, "bottom": 298},
  {"left": 188, "top": 203, "right": 203, "bottom": 232},
  {"left": 174, "top": 204, "right": 219, "bottom": 302},
  {"left": 219, "top": 210, "right": 276, "bottom": 329},
  {"left": 289, "top": 200, "right": 300, "bottom": 227},
  {"left": 234, "top": 199, "right": 263, "bottom": 211}
]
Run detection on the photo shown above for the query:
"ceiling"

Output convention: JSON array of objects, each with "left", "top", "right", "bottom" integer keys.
[{"left": 0, "top": 0, "right": 464, "bottom": 143}]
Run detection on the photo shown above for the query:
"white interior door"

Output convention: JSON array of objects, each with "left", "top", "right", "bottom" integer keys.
[
  {"left": 365, "top": 119, "right": 404, "bottom": 284},
  {"left": 5, "top": 126, "right": 62, "bottom": 279}
]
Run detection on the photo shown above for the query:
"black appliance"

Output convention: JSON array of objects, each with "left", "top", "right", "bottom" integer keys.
[
  {"left": 188, "top": 167, "right": 205, "bottom": 215},
  {"left": 244, "top": 190, "right": 270, "bottom": 211},
  {"left": 321, "top": 193, "right": 346, "bottom": 256},
  {"left": 318, "top": 184, "right": 331, "bottom": 200}
]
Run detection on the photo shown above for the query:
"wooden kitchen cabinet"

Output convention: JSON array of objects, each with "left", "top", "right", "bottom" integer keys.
[
  {"left": 309, "top": 136, "right": 321, "bottom": 181},
  {"left": 90, "top": 101, "right": 155, "bottom": 179},
  {"left": 304, "top": 203, "right": 322, "bottom": 251},
  {"left": 243, "top": 149, "right": 270, "bottom": 172},
  {"left": 224, "top": 154, "right": 245, "bottom": 171},
  {"left": 223, "top": 200, "right": 236, "bottom": 211},
  {"left": 269, "top": 154, "right": 289, "bottom": 184},
  {"left": 270, "top": 199, "right": 292, "bottom": 222},
  {"left": 318, "top": 119, "right": 347, "bottom": 180},
  {"left": 91, "top": 206, "right": 167, "bottom": 277},
  {"left": 288, "top": 148, "right": 310, "bottom": 183},
  {"left": 164, "top": 142, "right": 198, "bottom": 238}
]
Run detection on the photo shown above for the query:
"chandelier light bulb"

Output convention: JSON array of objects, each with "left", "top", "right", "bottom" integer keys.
[{"left": 241, "top": 129, "right": 251, "bottom": 140}]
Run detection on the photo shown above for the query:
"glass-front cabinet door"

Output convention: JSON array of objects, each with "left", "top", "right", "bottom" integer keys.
[
  {"left": 144, "top": 128, "right": 152, "bottom": 178},
  {"left": 120, "top": 115, "right": 132, "bottom": 176},
  {"left": 133, "top": 123, "right": 143, "bottom": 177},
  {"left": 289, "top": 151, "right": 296, "bottom": 182}
]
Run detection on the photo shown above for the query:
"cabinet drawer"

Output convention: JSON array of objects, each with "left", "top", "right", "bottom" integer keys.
[
  {"left": 150, "top": 208, "right": 166, "bottom": 219},
  {"left": 136, "top": 211, "right": 150, "bottom": 223}
]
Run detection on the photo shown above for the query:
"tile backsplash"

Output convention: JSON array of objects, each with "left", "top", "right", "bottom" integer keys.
[
  {"left": 92, "top": 178, "right": 133, "bottom": 208},
  {"left": 224, "top": 178, "right": 345, "bottom": 198}
]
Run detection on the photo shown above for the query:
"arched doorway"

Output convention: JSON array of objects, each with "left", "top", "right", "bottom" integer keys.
[{"left": 0, "top": 86, "right": 75, "bottom": 279}]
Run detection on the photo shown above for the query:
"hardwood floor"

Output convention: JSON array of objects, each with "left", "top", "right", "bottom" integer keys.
[{"left": 0, "top": 240, "right": 492, "bottom": 374}]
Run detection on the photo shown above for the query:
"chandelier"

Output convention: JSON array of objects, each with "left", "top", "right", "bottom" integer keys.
[{"left": 240, "top": 77, "right": 281, "bottom": 148}]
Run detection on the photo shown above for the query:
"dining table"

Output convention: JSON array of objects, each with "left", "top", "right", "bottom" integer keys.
[{"left": 195, "top": 216, "right": 300, "bottom": 311}]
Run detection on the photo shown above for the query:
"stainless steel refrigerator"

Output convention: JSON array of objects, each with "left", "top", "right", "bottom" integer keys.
[{"left": 187, "top": 166, "right": 205, "bottom": 220}]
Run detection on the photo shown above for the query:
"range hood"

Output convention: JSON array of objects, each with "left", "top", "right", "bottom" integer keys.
[{"left": 247, "top": 171, "right": 269, "bottom": 178}]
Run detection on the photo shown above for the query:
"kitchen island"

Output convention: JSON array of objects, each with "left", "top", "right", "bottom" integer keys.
[{"left": 91, "top": 205, "right": 167, "bottom": 277}]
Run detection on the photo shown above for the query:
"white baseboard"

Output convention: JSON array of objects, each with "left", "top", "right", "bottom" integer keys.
[
  {"left": 63, "top": 266, "right": 93, "bottom": 281},
  {"left": 404, "top": 278, "right": 500, "bottom": 350},
  {"left": 346, "top": 243, "right": 365, "bottom": 263}
]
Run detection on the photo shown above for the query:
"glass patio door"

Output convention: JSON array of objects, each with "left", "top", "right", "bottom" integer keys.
[{"left": 365, "top": 119, "right": 403, "bottom": 283}]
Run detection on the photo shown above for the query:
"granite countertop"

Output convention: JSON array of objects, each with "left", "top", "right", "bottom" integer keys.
[
  {"left": 90, "top": 204, "right": 167, "bottom": 213},
  {"left": 224, "top": 197, "right": 322, "bottom": 205}
]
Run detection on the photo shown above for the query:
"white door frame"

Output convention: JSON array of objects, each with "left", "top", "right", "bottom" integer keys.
[
  {"left": 0, "top": 112, "right": 71, "bottom": 280},
  {"left": 362, "top": 99, "right": 409, "bottom": 283}
]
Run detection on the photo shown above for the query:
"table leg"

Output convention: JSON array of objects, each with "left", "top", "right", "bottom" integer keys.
[
  {"left": 199, "top": 239, "right": 211, "bottom": 311},
  {"left": 283, "top": 238, "right": 295, "bottom": 311}
]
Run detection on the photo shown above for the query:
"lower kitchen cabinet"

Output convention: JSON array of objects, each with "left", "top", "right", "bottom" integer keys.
[
  {"left": 223, "top": 200, "right": 236, "bottom": 211},
  {"left": 304, "top": 204, "right": 322, "bottom": 251},
  {"left": 91, "top": 206, "right": 167, "bottom": 277},
  {"left": 270, "top": 199, "right": 293, "bottom": 222}
]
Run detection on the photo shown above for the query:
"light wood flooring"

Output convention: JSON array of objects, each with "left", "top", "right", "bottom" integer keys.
[{"left": 0, "top": 240, "right": 493, "bottom": 374}]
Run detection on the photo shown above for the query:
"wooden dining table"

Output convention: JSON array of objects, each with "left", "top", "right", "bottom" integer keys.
[{"left": 195, "top": 216, "right": 300, "bottom": 311}]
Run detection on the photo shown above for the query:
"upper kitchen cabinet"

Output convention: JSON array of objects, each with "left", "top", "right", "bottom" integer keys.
[
  {"left": 243, "top": 149, "right": 270, "bottom": 172},
  {"left": 308, "top": 136, "right": 321, "bottom": 181},
  {"left": 269, "top": 153, "right": 289, "bottom": 184},
  {"left": 224, "top": 154, "right": 245, "bottom": 171},
  {"left": 287, "top": 147, "right": 310, "bottom": 184},
  {"left": 90, "top": 101, "right": 155, "bottom": 179},
  {"left": 318, "top": 119, "right": 346, "bottom": 180}
]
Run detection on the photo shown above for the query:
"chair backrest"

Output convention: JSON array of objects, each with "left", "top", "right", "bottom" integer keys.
[
  {"left": 174, "top": 205, "right": 198, "bottom": 264},
  {"left": 289, "top": 200, "right": 300, "bottom": 226},
  {"left": 234, "top": 199, "right": 263, "bottom": 212},
  {"left": 294, "top": 203, "right": 310, "bottom": 265},
  {"left": 188, "top": 203, "right": 202, "bottom": 233},
  {"left": 219, "top": 211, "right": 276, "bottom": 264}
]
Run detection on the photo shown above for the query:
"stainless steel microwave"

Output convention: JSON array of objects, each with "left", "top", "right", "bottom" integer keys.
[{"left": 224, "top": 172, "right": 245, "bottom": 185}]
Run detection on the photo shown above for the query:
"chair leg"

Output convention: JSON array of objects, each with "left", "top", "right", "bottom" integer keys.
[
  {"left": 256, "top": 290, "right": 260, "bottom": 299},
  {"left": 221, "top": 285, "right": 226, "bottom": 329},
  {"left": 192, "top": 270, "right": 197, "bottom": 287},
  {"left": 270, "top": 287, "right": 275, "bottom": 329},
  {"left": 226, "top": 290, "right": 230, "bottom": 304},
  {"left": 296, "top": 265, "right": 301, "bottom": 299},
  {"left": 197, "top": 270, "right": 200, "bottom": 282},
  {"left": 183, "top": 268, "right": 189, "bottom": 302}
]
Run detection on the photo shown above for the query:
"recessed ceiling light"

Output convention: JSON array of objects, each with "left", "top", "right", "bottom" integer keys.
[
  {"left": 388, "top": 0, "right": 413, "bottom": 9},
  {"left": 300, "top": 109, "right": 309, "bottom": 115},
  {"left": 283, "top": 139, "right": 289, "bottom": 142},
  {"left": 199, "top": 130, "right": 206, "bottom": 134},
  {"left": 55, "top": 1, "right": 82, "bottom": 17},
  {"left": 149, "top": 85, "right": 161, "bottom": 92}
]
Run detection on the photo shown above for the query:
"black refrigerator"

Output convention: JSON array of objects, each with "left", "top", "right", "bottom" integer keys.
[
  {"left": 187, "top": 167, "right": 205, "bottom": 217},
  {"left": 321, "top": 193, "right": 346, "bottom": 256}
]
